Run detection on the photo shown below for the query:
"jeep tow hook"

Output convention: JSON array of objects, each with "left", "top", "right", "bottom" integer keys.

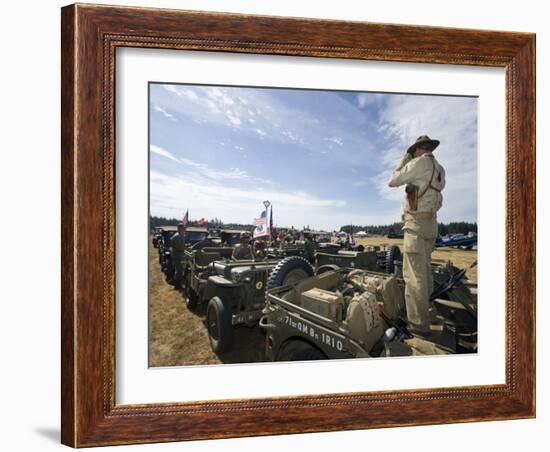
[{"left": 259, "top": 316, "right": 275, "bottom": 331}]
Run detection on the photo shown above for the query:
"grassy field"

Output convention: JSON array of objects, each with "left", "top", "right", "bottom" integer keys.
[
  {"left": 148, "top": 242, "right": 265, "bottom": 367},
  {"left": 149, "top": 236, "right": 477, "bottom": 367},
  {"left": 148, "top": 242, "right": 218, "bottom": 366}
]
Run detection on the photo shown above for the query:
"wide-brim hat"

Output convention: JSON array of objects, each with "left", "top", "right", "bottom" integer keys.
[{"left": 407, "top": 135, "right": 440, "bottom": 153}]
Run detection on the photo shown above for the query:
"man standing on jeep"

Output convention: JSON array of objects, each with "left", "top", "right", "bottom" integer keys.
[
  {"left": 232, "top": 231, "right": 254, "bottom": 260},
  {"left": 388, "top": 135, "right": 446, "bottom": 337},
  {"left": 170, "top": 222, "right": 187, "bottom": 288}
]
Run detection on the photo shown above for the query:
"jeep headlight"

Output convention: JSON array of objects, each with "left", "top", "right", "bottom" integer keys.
[{"left": 233, "top": 273, "right": 241, "bottom": 282}]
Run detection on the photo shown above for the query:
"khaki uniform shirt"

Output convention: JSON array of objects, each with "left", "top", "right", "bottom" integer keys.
[
  {"left": 389, "top": 153, "right": 446, "bottom": 214},
  {"left": 170, "top": 233, "right": 187, "bottom": 261},
  {"left": 232, "top": 244, "right": 253, "bottom": 260}
]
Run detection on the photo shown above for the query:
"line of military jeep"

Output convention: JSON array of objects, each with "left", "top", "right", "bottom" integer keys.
[{"left": 152, "top": 226, "right": 477, "bottom": 361}]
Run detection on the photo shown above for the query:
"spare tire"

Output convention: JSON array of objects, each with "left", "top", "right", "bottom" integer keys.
[
  {"left": 385, "top": 245, "right": 401, "bottom": 274},
  {"left": 316, "top": 264, "right": 341, "bottom": 275},
  {"left": 206, "top": 297, "right": 233, "bottom": 353},
  {"left": 266, "top": 256, "right": 314, "bottom": 290}
]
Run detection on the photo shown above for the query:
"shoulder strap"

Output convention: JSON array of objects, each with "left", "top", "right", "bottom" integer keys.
[{"left": 417, "top": 157, "right": 440, "bottom": 199}]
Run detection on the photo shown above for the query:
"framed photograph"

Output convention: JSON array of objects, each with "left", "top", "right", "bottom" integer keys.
[{"left": 61, "top": 4, "right": 535, "bottom": 447}]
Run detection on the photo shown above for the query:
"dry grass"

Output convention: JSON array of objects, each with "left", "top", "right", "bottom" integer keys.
[
  {"left": 148, "top": 243, "right": 219, "bottom": 367},
  {"left": 149, "top": 236, "right": 477, "bottom": 367},
  {"left": 148, "top": 242, "right": 266, "bottom": 367}
]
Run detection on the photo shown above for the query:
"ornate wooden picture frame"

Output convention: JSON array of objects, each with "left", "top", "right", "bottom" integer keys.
[{"left": 61, "top": 3, "right": 535, "bottom": 447}]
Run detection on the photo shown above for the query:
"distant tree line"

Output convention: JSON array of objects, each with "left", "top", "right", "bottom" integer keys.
[
  {"left": 340, "top": 221, "right": 477, "bottom": 236},
  {"left": 150, "top": 216, "right": 255, "bottom": 232},
  {"left": 151, "top": 216, "right": 476, "bottom": 236}
]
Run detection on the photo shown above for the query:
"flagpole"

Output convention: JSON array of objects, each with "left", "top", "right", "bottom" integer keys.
[{"left": 263, "top": 200, "right": 271, "bottom": 244}]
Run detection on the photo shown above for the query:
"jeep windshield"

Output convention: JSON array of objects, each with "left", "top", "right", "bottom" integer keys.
[
  {"left": 161, "top": 231, "right": 175, "bottom": 241},
  {"left": 186, "top": 231, "right": 208, "bottom": 244},
  {"left": 221, "top": 232, "right": 241, "bottom": 246}
]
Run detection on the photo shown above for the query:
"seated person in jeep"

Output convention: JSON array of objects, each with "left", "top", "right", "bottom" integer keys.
[
  {"left": 232, "top": 231, "right": 254, "bottom": 260},
  {"left": 254, "top": 237, "right": 267, "bottom": 258}
]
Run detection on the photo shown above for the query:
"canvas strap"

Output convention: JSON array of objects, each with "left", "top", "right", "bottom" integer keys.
[{"left": 417, "top": 155, "right": 441, "bottom": 199}]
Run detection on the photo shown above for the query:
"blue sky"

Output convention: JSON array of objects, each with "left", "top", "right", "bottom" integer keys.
[{"left": 149, "top": 83, "right": 477, "bottom": 230}]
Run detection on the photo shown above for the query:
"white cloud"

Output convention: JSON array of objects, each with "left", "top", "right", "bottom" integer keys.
[
  {"left": 155, "top": 84, "right": 376, "bottom": 166},
  {"left": 161, "top": 85, "right": 251, "bottom": 130},
  {"left": 226, "top": 111, "right": 241, "bottom": 126},
  {"left": 207, "top": 86, "right": 235, "bottom": 106},
  {"left": 150, "top": 144, "right": 249, "bottom": 181},
  {"left": 163, "top": 84, "right": 198, "bottom": 102},
  {"left": 324, "top": 136, "right": 343, "bottom": 146},
  {"left": 150, "top": 170, "right": 346, "bottom": 230},
  {"left": 153, "top": 105, "right": 177, "bottom": 122},
  {"left": 357, "top": 92, "right": 385, "bottom": 109},
  {"left": 150, "top": 144, "right": 180, "bottom": 163}
]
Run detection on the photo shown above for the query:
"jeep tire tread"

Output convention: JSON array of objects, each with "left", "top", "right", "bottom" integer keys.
[{"left": 385, "top": 245, "right": 401, "bottom": 274}]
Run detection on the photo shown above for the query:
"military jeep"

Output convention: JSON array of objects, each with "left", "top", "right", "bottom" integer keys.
[
  {"left": 206, "top": 229, "right": 246, "bottom": 247},
  {"left": 264, "top": 241, "right": 307, "bottom": 260},
  {"left": 316, "top": 245, "right": 401, "bottom": 275},
  {"left": 183, "top": 246, "right": 236, "bottom": 307},
  {"left": 151, "top": 227, "right": 163, "bottom": 248},
  {"left": 156, "top": 226, "right": 178, "bottom": 279},
  {"left": 179, "top": 229, "right": 249, "bottom": 292},
  {"left": 260, "top": 262, "right": 477, "bottom": 362},
  {"left": 185, "top": 255, "right": 314, "bottom": 353}
]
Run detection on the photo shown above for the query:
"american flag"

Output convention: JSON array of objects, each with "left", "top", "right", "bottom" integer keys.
[
  {"left": 254, "top": 210, "right": 267, "bottom": 226},
  {"left": 181, "top": 209, "right": 189, "bottom": 226},
  {"left": 253, "top": 210, "right": 268, "bottom": 238}
]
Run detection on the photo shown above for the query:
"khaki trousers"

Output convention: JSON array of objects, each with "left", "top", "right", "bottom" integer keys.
[
  {"left": 402, "top": 214, "right": 437, "bottom": 332},
  {"left": 172, "top": 253, "right": 185, "bottom": 287}
]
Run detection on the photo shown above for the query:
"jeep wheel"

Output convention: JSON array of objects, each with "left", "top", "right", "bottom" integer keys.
[
  {"left": 385, "top": 245, "right": 401, "bottom": 274},
  {"left": 207, "top": 297, "right": 233, "bottom": 353},
  {"left": 266, "top": 256, "right": 314, "bottom": 289},
  {"left": 278, "top": 340, "right": 325, "bottom": 361},
  {"left": 165, "top": 273, "right": 175, "bottom": 285}
]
